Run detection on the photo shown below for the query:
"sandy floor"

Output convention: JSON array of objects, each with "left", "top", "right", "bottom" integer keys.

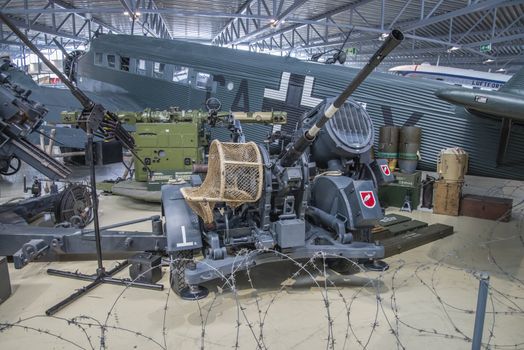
[{"left": 0, "top": 176, "right": 523, "bottom": 349}]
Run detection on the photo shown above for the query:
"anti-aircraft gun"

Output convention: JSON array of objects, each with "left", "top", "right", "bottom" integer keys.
[
  {"left": 0, "top": 71, "right": 71, "bottom": 180},
  {"left": 162, "top": 30, "right": 404, "bottom": 299}
]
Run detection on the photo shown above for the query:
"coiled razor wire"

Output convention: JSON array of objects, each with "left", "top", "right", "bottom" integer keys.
[{"left": 0, "top": 183, "right": 522, "bottom": 349}]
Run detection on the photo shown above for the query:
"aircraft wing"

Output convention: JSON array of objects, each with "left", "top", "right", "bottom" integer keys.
[
  {"left": 435, "top": 67, "right": 524, "bottom": 122},
  {"left": 434, "top": 67, "right": 524, "bottom": 165}
]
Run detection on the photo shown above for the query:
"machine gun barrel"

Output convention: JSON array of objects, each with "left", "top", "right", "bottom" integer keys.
[
  {"left": 278, "top": 29, "right": 404, "bottom": 168},
  {"left": 0, "top": 13, "right": 93, "bottom": 110}
]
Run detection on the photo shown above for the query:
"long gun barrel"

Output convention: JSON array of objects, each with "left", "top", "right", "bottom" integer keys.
[{"left": 278, "top": 29, "right": 404, "bottom": 168}]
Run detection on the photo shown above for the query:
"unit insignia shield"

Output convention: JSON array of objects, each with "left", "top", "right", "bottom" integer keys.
[{"left": 359, "top": 191, "right": 376, "bottom": 208}]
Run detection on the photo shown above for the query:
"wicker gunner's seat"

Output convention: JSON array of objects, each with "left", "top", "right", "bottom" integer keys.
[{"left": 180, "top": 140, "right": 264, "bottom": 224}]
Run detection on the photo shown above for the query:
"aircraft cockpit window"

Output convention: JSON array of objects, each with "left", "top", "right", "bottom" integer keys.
[
  {"left": 196, "top": 72, "right": 211, "bottom": 90},
  {"left": 120, "top": 56, "right": 130, "bottom": 72},
  {"left": 107, "top": 54, "right": 116, "bottom": 68},
  {"left": 95, "top": 53, "right": 103, "bottom": 66},
  {"left": 172, "top": 65, "right": 189, "bottom": 84},
  {"left": 153, "top": 62, "right": 165, "bottom": 78},
  {"left": 136, "top": 59, "right": 146, "bottom": 75}
]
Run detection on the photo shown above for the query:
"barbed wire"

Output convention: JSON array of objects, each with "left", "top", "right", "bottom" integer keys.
[{"left": 0, "top": 184, "right": 523, "bottom": 349}]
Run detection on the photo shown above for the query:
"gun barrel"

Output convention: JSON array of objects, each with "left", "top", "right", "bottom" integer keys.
[
  {"left": 279, "top": 29, "right": 404, "bottom": 167},
  {"left": 7, "top": 137, "right": 71, "bottom": 180},
  {"left": 332, "top": 29, "right": 404, "bottom": 109}
]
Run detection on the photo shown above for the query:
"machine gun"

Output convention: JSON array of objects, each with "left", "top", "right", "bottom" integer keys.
[
  {"left": 0, "top": 71, "right": 71, "bottom": 179},
  {"left": 0, "top": 13, "right": 140, "bottom": 165},
  {"left": 161, "top": 30, "right": 404, "bottom": 299}
]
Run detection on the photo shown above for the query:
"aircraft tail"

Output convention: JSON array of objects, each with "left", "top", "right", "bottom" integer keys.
[{"left": 500, "top": 67, "right": 524, "bottom": 94}]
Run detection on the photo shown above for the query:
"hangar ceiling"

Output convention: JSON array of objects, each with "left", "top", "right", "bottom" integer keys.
[{"left": 0, "top": 0, "right": 523, "bottom": 73}]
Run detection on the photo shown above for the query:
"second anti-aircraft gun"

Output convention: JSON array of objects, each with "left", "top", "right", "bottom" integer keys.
[
  {"left": 0, "top": 70, "right": 71, "bottom": 180},
  {"left": 162, "top": 30, "right": 404, "bottom": 299}
]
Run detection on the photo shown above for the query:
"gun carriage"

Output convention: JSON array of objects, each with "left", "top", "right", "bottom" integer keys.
[{"left": 162, "top": 30, "right": 404, "bottom": 299}]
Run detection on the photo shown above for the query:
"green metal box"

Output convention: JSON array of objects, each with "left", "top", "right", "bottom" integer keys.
[
  {"left": 378, "top": 170, "right": 422, "bottom": 208},
  {"left": 133, "top": 122, "right": 199, "bottom": 148},
  {"left": 393, "top": 171, "right": 422, "bottom": 188},
  {"left": 133, "top": 122, "right": 204, "bottom": 182},
  {"left": 379, "top": 182, "right": 421, "bottom": 209}
]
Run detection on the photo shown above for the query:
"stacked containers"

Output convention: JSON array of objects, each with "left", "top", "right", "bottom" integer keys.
[
  {"left": 398, "top": 126, "right": 422, "bottom": 174},
  {"left": 377, "top": 126, "right": 399, "bottom": 172},
  {"left": 433, "top": 147, "right": 469, "bottom": 215},
  {"left": 437, "top": 147, "right": 469, "bottom": 183}
]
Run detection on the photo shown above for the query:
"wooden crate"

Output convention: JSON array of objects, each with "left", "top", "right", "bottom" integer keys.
[
  {"left": 433, "top": 181, "right": 462, "bottom": 216},
  {"left": 460, "top": 194, "right": 512, "bottom": 222}
]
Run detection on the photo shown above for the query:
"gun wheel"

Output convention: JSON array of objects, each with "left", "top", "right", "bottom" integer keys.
[
  {"left": 170, "top": 250, "right": 208, "bottom": 300},
  {"left": 54, "top": 184, "right": 93, "bottom": 228},
  {"left": 0, "top": 156, "right": 21, "bottom": 176}
]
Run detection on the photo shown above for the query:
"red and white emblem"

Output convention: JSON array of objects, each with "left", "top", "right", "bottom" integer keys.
[
  {"left": 380, "top": 164, "right": 391, "bottom": 176},
  {"left": 359, "top": 191, "right": 377, "bottom": 208}
]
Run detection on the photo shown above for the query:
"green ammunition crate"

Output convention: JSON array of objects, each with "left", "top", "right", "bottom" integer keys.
[
  {"left": 393, "top": 170, "right": 422, "bottom": 187},
  {"left": 379, "top": 182, "right": 421, "bottom": 209}
]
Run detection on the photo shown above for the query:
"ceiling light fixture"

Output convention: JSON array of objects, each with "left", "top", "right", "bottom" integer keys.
[{"left": 378, "top": 33, "right": 389, "bottom": 41}]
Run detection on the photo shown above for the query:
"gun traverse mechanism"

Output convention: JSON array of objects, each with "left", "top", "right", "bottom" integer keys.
[{"left": 162, "top": 30, "right": 404, "bottom": 299}]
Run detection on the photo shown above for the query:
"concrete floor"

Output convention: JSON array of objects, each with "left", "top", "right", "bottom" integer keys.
[{"left": 0, "top": 166, "right": 523, "bottom": 349}]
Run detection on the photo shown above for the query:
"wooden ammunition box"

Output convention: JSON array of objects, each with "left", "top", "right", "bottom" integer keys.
[
  {"left": 433, "top": 181, "right": 462, "bottom": 216},
  {"left": 460, "top": 194, "right": 512, "bottom": 222}
]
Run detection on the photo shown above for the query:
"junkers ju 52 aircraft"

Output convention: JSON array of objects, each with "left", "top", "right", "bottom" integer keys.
[
  {"left": 69, "top": 34, "right": 524, "bottom": 180},
  {"left": 4, "top": 32, "right": 524, "bottom": 179}
]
